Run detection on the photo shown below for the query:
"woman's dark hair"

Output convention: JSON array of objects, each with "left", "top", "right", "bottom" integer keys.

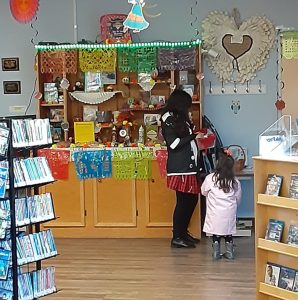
[
  {"left": 162, "top": 89, "right": 193, "bottom": 137},
  {"left": 212, "top": 151, "right": 236, "bottom": 193}
]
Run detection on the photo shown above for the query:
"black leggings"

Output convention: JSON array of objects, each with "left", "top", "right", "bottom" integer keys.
[
  {"left": 173, "top": 191, "right": 198, "bottom": 239},
  {"left": 212, "top": 235, "right": 233, "bottom": 243}
]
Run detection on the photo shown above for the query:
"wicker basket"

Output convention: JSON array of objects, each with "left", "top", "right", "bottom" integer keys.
[{"left": 227, "top": 145, "right": 246, "bottom": 172}]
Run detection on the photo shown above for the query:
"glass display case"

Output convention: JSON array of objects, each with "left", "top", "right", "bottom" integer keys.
[{"left": 259, "top": 115, "right": 298, "bottom": 157}]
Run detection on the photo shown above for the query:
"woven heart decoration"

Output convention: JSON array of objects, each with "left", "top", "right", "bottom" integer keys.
[{"left": 202, "top": 9, "right": 275, "bottom": 83}]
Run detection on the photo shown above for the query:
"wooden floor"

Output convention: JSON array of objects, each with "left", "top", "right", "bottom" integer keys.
[{"left": 44, "top": 237, "right": 256, "bottom": 300}]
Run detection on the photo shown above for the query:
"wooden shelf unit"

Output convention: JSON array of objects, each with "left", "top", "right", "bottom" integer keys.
[
  {"left": 36, "top": 46, "right": 203, "bottom": 142},
  {"left": 259, "top": 283, "right": 298, "bottom": 300},
  {"left": 254, "top": 157, "right": 298, "bottom": 300}
]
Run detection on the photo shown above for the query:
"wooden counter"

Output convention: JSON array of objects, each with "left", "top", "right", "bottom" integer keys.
[{"left": 41, "top": 161, "right": 201, "bottom": 239}]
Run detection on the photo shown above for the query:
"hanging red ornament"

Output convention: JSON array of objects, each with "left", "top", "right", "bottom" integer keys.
[
  {"left": 275, "top": 99, "right": 286, "bottom": 110},
  {"left": 10, "top": 0, "right": 39, "bottom": 23}
]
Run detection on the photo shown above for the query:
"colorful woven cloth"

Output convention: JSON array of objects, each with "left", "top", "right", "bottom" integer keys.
[
  {"left": 158, "top": 47, "right": 196, "bottom": 71},
  {"left": 112, "top": 149, "right": 153, "bottom": 180},
  {"left": 37, "top": 149, "right": 70, "bottom": 180},
  {"left": 73, "top": 150, "right": 112, "bottom": 180},
  {"left": 118, "top": 47, "right": 157, "bottom": 72},
  {"left": 79, "top": 49, "right": 116, "bottom": 72}
]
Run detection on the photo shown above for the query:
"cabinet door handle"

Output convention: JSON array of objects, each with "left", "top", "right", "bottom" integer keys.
[
  {"left": 97, "top": 179, "right": 102, "bottom": 183},
  {"left": 151, "top": 179, "right": 155, "bottom": 183}
]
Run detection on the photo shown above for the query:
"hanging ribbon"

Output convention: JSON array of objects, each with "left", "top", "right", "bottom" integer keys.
[
  {"left": 155, "top": 149, "right": 168, "bottom": 178},
  {"left": 10, "top": 0, "right": 39, "bottom": 23},
  {"left": 157, "top": 47, "right": 196, "bottom": 71},
  {"left": 112, "top": 149, "right": 153, "bottom": 180},
  {"left": 79, "top": 49, "right": 116, "bottom": 73},
  {"left": 37, "top": 149, "right": 70, "bottom": 180},
  {"left": 73, "top": 150, "right": 112, "bottom": 180},
  {"left": 118, "top": 47, "right": 157, "bottom": 72}
]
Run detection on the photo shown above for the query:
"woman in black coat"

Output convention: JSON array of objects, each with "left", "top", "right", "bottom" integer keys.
[{"left": 161, "top": 89, "right": 201, "bottom": 248}]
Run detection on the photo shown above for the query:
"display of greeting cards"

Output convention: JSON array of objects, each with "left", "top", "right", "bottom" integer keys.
[
  {"left": 0, "top": 249, "right": 11, "bottom": 280},
  {"left": 44, "top": 83, "right": 58, "bottom": 103},
  {"left": 289, "top": 173, "right": 298, "bottom": 199},
  {"left": 265, "top": 219, "right": 285, "bottom": 242},
  {"left": 264, "top": 174, "right": 283, "bottom": 196},
  {"left": 264, "top": 263, "right": 280, "bottom": 287},
  {"left": 0, "top": 125, "right": 9, "bottom": 157},
  {"left": 287, "top": 224, "right": 298, "bottom": 247},
  {"left": 278, "top": 266, "right": 296, "bottom": 291}
]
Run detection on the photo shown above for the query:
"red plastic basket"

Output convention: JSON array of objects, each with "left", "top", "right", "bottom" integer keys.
[{"left": 196, "top": 129, "right": 216, "bottom": 150}]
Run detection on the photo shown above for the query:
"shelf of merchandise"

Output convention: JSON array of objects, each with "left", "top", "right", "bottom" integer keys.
[
  {"left": 259, "top": 283, "right": 298, "bottom": 300},
  {"left": 257, "top": 239, "right": 298, "bottom": 258},
  {"left": 254, "top": 156, "right": 298, "bottom": 300},
  {"left": 40, "top": 103, "right": 64, "bottom": 107},
  {"left": 257, "top": 194, "right": 298, "bottom": 210}
]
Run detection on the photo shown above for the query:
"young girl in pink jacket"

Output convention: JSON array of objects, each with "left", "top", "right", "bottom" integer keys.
[{"left": 201, "top": 150, "right": 241, "bottom": 260}]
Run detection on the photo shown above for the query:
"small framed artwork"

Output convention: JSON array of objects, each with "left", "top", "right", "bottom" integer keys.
[
  {"left": 3, "top": 81, "right": 21, "bottom": 94},
  {"left": 1, "top": 57, "right": 19, "bottom": 71}
]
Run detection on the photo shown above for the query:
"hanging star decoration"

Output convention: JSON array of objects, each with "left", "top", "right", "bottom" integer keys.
[
  {"left": 124, "top": 0, "right": 161, "bottom": 33},
  {"left": 10, "top": 0, "right": 39, "bottom": 23}
]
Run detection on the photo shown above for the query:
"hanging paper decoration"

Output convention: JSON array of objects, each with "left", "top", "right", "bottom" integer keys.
[
  {"left": 40, "top": 50, "right": 77, "bottom": 74},
  {"left": 37, "top": 149, "right": 70, "bottom": 180},
  {"left": 118, "top": 48, "right": 156, "bottom": 72},
  {"left": 79, "top": 49, "right": 116, "bottom": 73},
  {"left": 70, "top": 91, "right": 123, "bottom": 105},
  {"left": 100, "top": 14, "right": 132, "bottom": 44},
  {"left": 275, "top": 99, "right": 286, "bottom": 111},
  {"left": 124, "top": 0, "right": 149, "bottom": 33},
  {"left": 158, "top": 48, "right": 196, "bottom": 71},
  {"left": 112, "top": 149, "right": 153, "bottom": 180},
  {"left": 282, "top": 32, "right": 298, "bottom": 59},
  {"left": 155, "top": 149, "right": 168, "bottom": 178},
  {"left": 10, "top": 0, "right": 39, "bottom": 23},
  {"left": 73, "top": 150, "right": 112, "bottom": 180}
]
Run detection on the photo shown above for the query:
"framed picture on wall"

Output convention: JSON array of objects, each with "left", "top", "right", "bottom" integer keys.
[
  {"left": 3, "top": 81, "right": 21, "bottom": 94},
  {"left": 1, "top": 57, "right": 19, "bottom": 71}
]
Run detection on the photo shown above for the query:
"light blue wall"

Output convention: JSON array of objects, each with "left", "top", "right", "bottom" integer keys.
[{"left": 1, "top": 0, "right": 298, "bottom": 216}]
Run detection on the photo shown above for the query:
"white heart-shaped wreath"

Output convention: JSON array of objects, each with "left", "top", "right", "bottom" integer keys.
[{"left": 202, "top": 10, "right": 275, "bottom": 83}]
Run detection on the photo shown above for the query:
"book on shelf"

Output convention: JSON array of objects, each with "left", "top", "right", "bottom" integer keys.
[
  {"left": 0, "top": 206, "right": 9, "bottom": 239},
  {"left": 265, "top": 219, "right": 285, "bottom": 242},
  {"left": 44, "top": 83, "right": 58, "bottom": 103},
  {"left": 293, "top": 272, "right": 298, "bottom": 292},
  {"left": 12, "top": 119, "right": 52, "bottom": 148},
  {"left": 289, "top": 173, "right": 298, "bottom": 199},
  {"left": 0, "top": 249, "right": 11, "bottom": 280},
  {"left": 264, "top": 174, "right": 283, "bottom": 196},
  {"left": 287, "top": 223, "right": 298, "bottom": 247},
  {"left": 49, "top": 108, "right": 64, "bottom": 122},
  {"left": 50, "top": 125, "right": 63, "bottom": 143},
  {"left": 0, "top": 125, "right": 9, "bottom": 157},
  {"left": 264, "top": 263, "right": 280, "bottom": 287},
  {"left": 278, "top": 266, "right": 296, "bottom": 291}
]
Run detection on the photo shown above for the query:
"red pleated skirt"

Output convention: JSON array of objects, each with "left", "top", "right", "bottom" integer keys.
[{"left": 167, "top": 175, "right": 199, "bottom": 194}]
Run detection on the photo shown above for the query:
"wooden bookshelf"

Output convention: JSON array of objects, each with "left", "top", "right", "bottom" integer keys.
[
  {"left": 254, "top": 157, "right": 298, "bottom": 300},
  {"left": 257, "top": 238, "right": 298, "bottom": 258},
  {"left": 259, "top": 283, "right": 298, "bottom": 300}
]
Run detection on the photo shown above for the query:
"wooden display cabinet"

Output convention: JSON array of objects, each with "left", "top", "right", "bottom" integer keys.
[
  {"left": 254, "top": 157, "right": 298, "bottom": 300},
  {"left": 41, "top": 160, "right": 201, "bottom": 239}
]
